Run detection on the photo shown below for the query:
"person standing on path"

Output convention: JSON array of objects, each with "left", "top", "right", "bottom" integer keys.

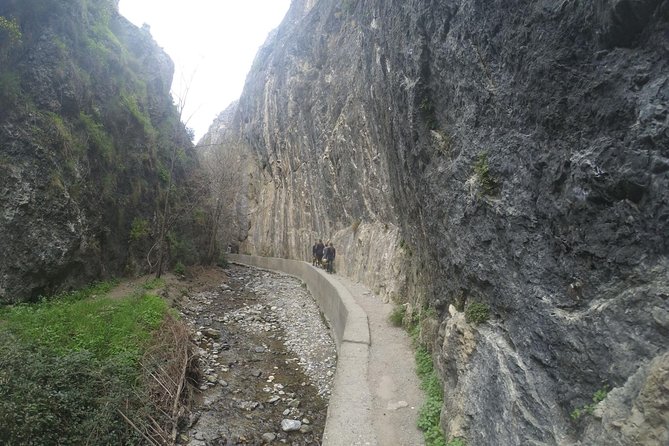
[
  {"left": 315, "top": 239, "right": 325, "bottom": 267},
  {"left": 322, "top": 241, "right": 330, "bottom": 270},
  {"left": 312, "top": 240, "right": 319, "bottom": 265},
  {"left": 324, "top": 242, "right": 336, "bottom": 273}
]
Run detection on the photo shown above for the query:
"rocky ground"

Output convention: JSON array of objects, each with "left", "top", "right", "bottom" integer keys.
[{"left": 175, "top": 264, "right": 336, "bottom": 446}]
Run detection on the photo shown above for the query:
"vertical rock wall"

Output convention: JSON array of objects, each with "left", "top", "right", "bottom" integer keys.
[
  {"left": 204, "top": 0, "right": 669, "bottom": 444},
  {"left": 0, "top": 0, "right": 200, "bottom": 302}
]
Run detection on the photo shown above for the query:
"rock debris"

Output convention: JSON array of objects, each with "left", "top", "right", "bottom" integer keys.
[{"left": 176, "top": 265, "right": 335, "bottom": 445}]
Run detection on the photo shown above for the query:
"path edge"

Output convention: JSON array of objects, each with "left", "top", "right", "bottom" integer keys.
[{"left": 228, "top": 254, "right": 377, "bottom": 446}]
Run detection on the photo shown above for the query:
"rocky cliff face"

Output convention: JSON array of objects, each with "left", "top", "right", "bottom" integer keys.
[
  {"left": 0, "top": 0, "right": 203, "bottom": 303},
  {"left": 204, "top": 0, "right": 668, "bottom": 444}
]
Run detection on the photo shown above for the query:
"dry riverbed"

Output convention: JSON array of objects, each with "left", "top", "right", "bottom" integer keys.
[{"left": 174, "top": 264, "right": 336, "bottom": 446}]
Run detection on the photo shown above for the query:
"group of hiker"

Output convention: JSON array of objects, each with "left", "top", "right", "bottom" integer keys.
[{"left": 311, "top": 239, "right": 336, "bottom": 273}]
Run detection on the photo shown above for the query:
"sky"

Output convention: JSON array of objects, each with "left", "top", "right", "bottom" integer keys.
[{"left": 117, "top": 0, "right": 291, "bottom": 142}]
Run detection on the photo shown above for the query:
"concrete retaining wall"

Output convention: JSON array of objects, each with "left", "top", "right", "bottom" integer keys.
[{"left": 228, "top": 254, "right": 377, "bottom": 445}]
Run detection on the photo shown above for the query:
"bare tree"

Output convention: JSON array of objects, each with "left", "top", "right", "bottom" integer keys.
[
  {"left": 151, "top": 82, "right": 198, "bottom": 278},
  {"left": 198, "top": 140, "right": 246, "bottom": 263}
]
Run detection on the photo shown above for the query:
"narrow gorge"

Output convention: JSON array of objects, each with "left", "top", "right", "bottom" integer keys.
[
  {"left": 1, "top": 0, "right": 668, "bottom": 445},
  {"left": 201, "top": 0, "right": 669, "bottom": 445}
]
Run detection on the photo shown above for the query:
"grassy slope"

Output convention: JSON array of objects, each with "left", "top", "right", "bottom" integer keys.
[{"left": 0, "top": 281, "right": 177, "bottom": 445}]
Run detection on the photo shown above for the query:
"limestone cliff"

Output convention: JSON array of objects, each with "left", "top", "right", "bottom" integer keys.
[
  {"left": 0, "top": 0, "right": 204, "bottom": 303},
  {"left": 204, "top": 0, "right": 668, "bottom": 444}
]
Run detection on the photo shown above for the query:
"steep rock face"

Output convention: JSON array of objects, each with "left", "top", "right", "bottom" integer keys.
[
  {"left": 204, "top": 0, "right": 668, "bottom": 444},
  {"left": 0, "top": 0, "right": 200, "bottom": 302}
]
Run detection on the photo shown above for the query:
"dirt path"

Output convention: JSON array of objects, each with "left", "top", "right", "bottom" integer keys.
[{"left": 337, "top": 276, "right": 425, "bottom": 446}]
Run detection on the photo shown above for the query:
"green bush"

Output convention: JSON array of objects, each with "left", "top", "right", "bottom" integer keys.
[
  {"left": 142, "top": 277, "right": 165, "bottom": 290},
  {"left": 79, "top": 112, "right": 114, "bottom": 162},
  {"left": 0, "top": 283, "right": 170, "bottom": 445},
  {"left": 389, "top": 304, "right": 406, "bottom": 327},
  {"left": 121, "top": 92, "right": 155, "bottom": 138},
  {"left": 168, "top": 231, "right": 198, "bottom": 265},
  {"left": 423, "top": 306, "right": 438, "bottom": 319},
  {"left": 415, "top": 345, "right": 446, "bottom": 446},
  {"left": 174, "top": 261, "right": 186, "bottom": 276},
  {"left": 419, "top": 400, "right": 446, "bottom": 446},
  {"left": 157, "top": 164, "right": 170, "bottom": 182},
  {"left": 45, "top": 111, "right": 76, "bottom": 155},
  {"left": 409, "top": 313, "right": 421, "bottom": 343},
  {"left": 415, "top": 346, "right": 434, "bottom": 378},
  {"left": 398, "top": 309, "right": 456, "bottom": 446},
  {"left": 465, "top": 302, "right": 490, "bottom": 325},
  {"left": 571, "top": 385, "right": 609, "bottom": 420},
  {"left": 474, "top": 153, "right": 496, "bottom": 196},
  {"left": 129, "top": 217, "right": 150, "bottom": 241},
  {"left": 0, "top": 338, "right": 145, "bottom": 445}
]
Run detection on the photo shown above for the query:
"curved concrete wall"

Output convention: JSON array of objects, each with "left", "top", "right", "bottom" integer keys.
[{"left": 228, "top": 254, "right": 377, "bottom": 445}]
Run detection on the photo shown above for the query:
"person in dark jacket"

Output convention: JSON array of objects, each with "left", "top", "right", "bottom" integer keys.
[
  {"left": 312, "top": 240, "right": 318, "bottom": 265},
  {"left": 314, "top": 239, "right": 325, "bottom": 267},
  {"left": 322, "top": 242, "right": 329, "bottom": 269},
  {"left": 324, "top": 242, "right": 336, "bottom": 273}
]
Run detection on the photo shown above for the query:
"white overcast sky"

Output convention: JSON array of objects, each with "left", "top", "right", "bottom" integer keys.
[{"left": 118, "top": 0, "right": 291, "bottom": 141}]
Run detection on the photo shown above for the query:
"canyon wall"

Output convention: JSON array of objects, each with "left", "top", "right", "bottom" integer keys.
[
  {"left": 0, "top": 0, "right": 204, "bottom": 302},
  {"left": 204, "top": 0, "right": 669, "bottom": 444}
]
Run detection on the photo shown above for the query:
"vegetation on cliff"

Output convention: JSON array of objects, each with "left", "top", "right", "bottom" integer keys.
[{"left": 0, "top": 0, "right": 211, "bottom": 303}]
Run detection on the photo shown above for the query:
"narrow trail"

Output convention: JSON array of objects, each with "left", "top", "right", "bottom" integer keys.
[
  {"left": 336, "top": 276, "right": 425, "bottom": 446},
  {"left": 227, "top": 255, "right": 426, "bottom": 446}
]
